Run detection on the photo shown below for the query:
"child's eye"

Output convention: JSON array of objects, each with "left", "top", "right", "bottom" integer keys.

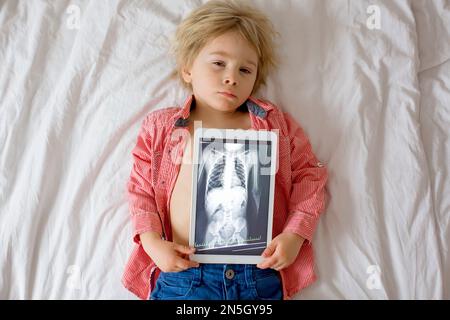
[{"left": 212, "top": 62, "right": 251, "bottom": 74}]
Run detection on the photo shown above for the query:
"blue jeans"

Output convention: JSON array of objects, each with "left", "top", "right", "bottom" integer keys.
[{"left": 149, "top": 263, "right": 283, "bottom": 300}]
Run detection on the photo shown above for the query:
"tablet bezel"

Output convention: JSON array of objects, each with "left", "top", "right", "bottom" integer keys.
[{"left": 189, "top": 127, "right": 278, "bottom": 264}]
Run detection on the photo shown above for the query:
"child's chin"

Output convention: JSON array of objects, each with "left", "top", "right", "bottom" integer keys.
[{"left": 213, "top": 100, "right": 240, "bottom": 111}]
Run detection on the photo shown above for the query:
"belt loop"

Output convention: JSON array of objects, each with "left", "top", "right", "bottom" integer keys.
[
  {"left": 192, "top": 265, "right": 202, "bottom": 286},
  {"left": 245, "top": 264, "right": 255, "bottom": 289}
]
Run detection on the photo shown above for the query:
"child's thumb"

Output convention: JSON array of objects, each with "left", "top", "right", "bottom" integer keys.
[
  {"left": 176, "top": 244, "right": 196, "bottom": 254},
  {"left": 262, "top": 242, "right": 276, "bottom": 257}
]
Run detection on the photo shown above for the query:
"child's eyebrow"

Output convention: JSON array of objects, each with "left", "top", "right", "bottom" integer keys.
[{"left": 208, "top": 51, "right": 257, "bottom": 67}]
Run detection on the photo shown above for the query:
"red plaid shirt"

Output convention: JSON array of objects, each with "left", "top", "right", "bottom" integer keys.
[{"left": 122, "top": 95, "right": 328, "bottom": 300}]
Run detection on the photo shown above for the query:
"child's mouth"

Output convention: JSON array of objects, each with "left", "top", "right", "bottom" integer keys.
[{"left": 218, "top": 92, "right": 237, "bottom": 99}]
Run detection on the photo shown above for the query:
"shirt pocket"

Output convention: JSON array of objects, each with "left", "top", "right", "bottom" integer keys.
[
  {"left": 157, "top": 272, "right": 197, "bottom": 299},
  {"left": 252, "top": 269, "right": 283, "bottom": 300}
]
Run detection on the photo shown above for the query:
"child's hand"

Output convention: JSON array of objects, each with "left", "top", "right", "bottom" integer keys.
[
  {"left": 257, "top": 232, "right": 305, "bottom": 271},
  {"left": 144, "top": 238, "right": 200, "bottom": 273}
]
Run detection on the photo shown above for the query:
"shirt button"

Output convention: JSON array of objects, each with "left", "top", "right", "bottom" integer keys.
[
  {"left": 225, "top": 269, "right": 235, "bottom": 280},
  {"left": 317, "top": 162, "right": 324, "bottom": 167}
]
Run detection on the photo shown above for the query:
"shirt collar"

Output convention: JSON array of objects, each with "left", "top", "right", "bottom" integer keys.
[{"left": 173, "top": 94, "right": 274, "bottom": 127}]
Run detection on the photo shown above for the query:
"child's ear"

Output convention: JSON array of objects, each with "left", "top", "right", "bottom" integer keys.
[{"left": 182, "top": 67, "right": 192, "bottom": 84}]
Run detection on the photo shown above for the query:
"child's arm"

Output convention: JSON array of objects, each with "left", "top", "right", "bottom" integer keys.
[
  {"left": 127, "top": 115, "right": 198, "bottom": 272},
  {"left": 258, "top": 111, "right": 328, "bottom": 270}
]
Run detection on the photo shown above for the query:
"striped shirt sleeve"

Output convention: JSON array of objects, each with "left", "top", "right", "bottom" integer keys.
[
  {"left": 127, "top": 115, "right": 163, "bottom": 244},
  {"left": 281, "top": 112, "right": 328, "bottom": 243}
]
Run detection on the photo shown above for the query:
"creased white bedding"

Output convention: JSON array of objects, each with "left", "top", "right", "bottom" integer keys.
[{"left": 0, "top": 0, "right": 449, "bottom": 299}]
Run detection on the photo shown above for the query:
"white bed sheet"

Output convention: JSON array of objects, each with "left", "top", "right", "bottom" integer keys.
[
  {"left": 414, "top": 0, "right": 450, "bottom": 300},
  {"left": 0, "top": 0, "right": 449, "bottom": 299}
]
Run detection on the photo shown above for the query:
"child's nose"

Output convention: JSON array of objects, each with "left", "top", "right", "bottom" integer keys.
[{"left": 223, "top": 76, "right": 237, "bottom": 86}]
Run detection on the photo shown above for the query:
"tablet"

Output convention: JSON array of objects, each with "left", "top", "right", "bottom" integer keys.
[{"left": 189, "top": 127, "right": 278, "bottom": 264}]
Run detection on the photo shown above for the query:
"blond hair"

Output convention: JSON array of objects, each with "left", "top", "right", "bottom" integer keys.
[{"left": 170, "top": 0, "right": 280, "bottom": 94}]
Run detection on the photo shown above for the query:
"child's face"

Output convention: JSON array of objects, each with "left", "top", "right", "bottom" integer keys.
[{"left": 182, "top": 31, "right": 258, "bottom": 113}]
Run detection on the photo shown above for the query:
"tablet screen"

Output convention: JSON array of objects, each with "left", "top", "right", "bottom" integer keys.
[{"left": 189, "top": 129, "right": 277, "bottom": 264}]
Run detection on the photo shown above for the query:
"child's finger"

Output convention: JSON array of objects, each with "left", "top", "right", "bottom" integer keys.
[
  {"left": 262, "top": 242, "right": 276, "bottom": 257},
  {"left": 257, "top": 256, "right": 277, "bottom": 269},
  {"left": 177, "top": 256, "right": 200, "bottom": 270},
  {"left": 272, "top": 262, "right": 284, "bottom": 270},
  {"left": 187, "top": 259, "right": 200, "bottom": 269},
  {"left": 175, "top": 243, "right": 196, "bottom": 255}
]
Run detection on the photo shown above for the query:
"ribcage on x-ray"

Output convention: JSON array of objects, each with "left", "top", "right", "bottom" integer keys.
[
  {"left": 206, "top": 155, "right": 247, "bottom": 195},
  {"left": 233, "top": 157, "right": 247, "bottom": 188},
  {"left": 207, "top": 155, "right": 225, "bottom": 193}
]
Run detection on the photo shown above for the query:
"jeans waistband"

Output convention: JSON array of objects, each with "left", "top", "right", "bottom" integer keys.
[{"left": 167, "top": 264, "right": 259, "bottom": 288}]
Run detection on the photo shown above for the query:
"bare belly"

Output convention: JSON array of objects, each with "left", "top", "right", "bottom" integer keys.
[
  {"left": 169, "top": 111, "right": 252, "bottom": 247},
  {"left": 169, "top": 140, "right": 193, "bottom": 247}
]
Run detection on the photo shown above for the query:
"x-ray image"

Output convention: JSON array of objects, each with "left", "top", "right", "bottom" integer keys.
[
  {"left": 202, "top": 142, "right": 259, "bottom": 248},
  {"left": 189, "top": 129, "right": 277, "bottom": 263}
]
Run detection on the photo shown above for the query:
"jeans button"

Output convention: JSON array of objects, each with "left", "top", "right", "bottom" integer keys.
[{"left": 225, "top": 269, "right": 235, "bottom": 280}]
